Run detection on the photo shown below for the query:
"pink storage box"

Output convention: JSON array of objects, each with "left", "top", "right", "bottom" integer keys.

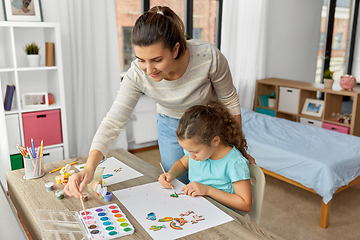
[
  {"left": 22, "top": 109, "right": 63, "bottom": 147},
  {"left": 322, "top": 122, "right": 349, "bottom": 134}
]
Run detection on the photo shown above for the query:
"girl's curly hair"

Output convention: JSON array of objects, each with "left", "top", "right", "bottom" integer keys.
[{"left": 176, "top": 101, "right": 248, "bottom": 156}]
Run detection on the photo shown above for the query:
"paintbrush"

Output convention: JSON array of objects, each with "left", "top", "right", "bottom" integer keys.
[
  {"left": 76, "top": 181, "right": 89, "bottom": 226},
  {"left": 159, "top": 163, "right": 177, "bottom": 196}
]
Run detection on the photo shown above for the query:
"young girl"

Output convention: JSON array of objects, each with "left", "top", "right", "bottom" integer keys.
[
  {"left": 159, "top": 101, "right": 252, "bottom": 212},
  {"left": 65, "top": 5, "right": 254, "bottom": 200}
]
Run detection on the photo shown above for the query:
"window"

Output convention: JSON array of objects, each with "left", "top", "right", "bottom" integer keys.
[
  {"left": 114, "top": 0, "right": 222, "bottom": 71},
  {"left": 193, "top": 0, "right": 218, "bottom": 45},
  {"left": 193, "top": 28, "right": 202, "bottom": 40},
  {"left": 316, "top": 0, "right": 358, "bottom": 83},
  {"left": 114, "top": 0, "right": 142, "bottom": 71},
  {"left": 123, "top": 27, "right": 135, "bottom": 71},
  {"left": 333, "top": 33, "right": 343, "bottom": 49}
]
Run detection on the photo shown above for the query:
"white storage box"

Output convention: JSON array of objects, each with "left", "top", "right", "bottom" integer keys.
[
  {"left": 300, "top": 117, "right": 322, "bottom": 128},
  {"left": 5, "top": 114, "right": 22, "bottom": 155},
  {"left": 278, "top": 87, "right": 300, "bottom": 114},
  {"left": 41, "top": 146, "right": 64, "bottom": 164}
]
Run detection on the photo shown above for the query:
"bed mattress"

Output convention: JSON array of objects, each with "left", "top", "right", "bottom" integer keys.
[{"left": 241, "top": 108, "right": 360, "bottom": 204}]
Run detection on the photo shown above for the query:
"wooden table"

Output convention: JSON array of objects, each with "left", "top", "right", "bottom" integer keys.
[{"left": 6, "top": 148, "right": 282, "bottom": 240}]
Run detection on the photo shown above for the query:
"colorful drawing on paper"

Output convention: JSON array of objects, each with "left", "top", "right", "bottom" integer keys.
[
  {"left": 112, "top": 181, "right": 234, "bottom": 240},
  {"left": 146, "top": 212, "right": 156, "bottom": 221},
  {"left": 74, "top": 157, "right": 143, "bottom": 186},
  {"left": 158, "top": 217, "right": 173, "bottom": 222},
  {"left": 149, "top": 225, "right": 166, "bottom": 231},
  {"left": 170, "top": 221, "right": 183, "bottom": 230}
]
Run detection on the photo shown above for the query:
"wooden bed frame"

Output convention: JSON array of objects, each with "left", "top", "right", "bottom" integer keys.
[{"left": 261, "top": 168, "right": 360, "bottom": 228}]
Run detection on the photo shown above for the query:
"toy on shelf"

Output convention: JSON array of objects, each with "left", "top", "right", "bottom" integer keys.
[
  {"left": 331, "top": 112, "right": 352, "bottom": 124},
  {"left": 340, "top": 75, "right": 357, "bottom": 91}
]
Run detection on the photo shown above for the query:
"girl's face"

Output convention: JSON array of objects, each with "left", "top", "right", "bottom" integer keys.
[
  {"left": 178, "top": 137, "right": 219, "bottom": 161},
  {"left": 134, "top": 42, "right": 179, "bottom": 82}
]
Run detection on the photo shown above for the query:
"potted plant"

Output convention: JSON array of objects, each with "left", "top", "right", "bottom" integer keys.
[
  {"left": 24, "top": 42, "right": 40, "bottom": 67},
  {"left": 268, "top": 92, "right": 276, "bottom": 108},
  {"left": 323, "top": 69, "right": 334, "bottom": 89}
]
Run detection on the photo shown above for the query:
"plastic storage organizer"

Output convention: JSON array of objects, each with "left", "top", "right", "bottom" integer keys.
[{"left": 37, "top": 204, "right": 134, "bottom": 240}]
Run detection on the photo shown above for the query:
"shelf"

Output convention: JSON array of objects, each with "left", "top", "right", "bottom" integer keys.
[
  {"left": 1, "top": 21, "right": 69, "bottom": 163},
  {"left": 16, "top": 66, "right": 58, "bottom": 71},
  {"left": 323, "top": 117, "right": 351, "bottom": 127},
  {"left": 0, "top": 68, "right": 15, "bottom": 72},
  {"left": 4, "top": 110, "right": 19, "bottom": 115},
  {"left": 254, "top": 78, "right": 360, "bottom": 137},
  {"left": 276, "top": 109, "right": 298, "bottom": 116},
  {"left": 256, "top": 106, "right": 276, "bottom": 111},
  {"left": 298, "top": 114, "right": 322, "bottom": 122},
  {"left": 0, "top": 22, "right": 60, "bottom": 28},
  {"left": 21, "top": 105, "right": 62, "bottom": 113}
]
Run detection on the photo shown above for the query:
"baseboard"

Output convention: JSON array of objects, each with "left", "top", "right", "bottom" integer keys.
[{"left": 128, "top": 145, "right": 159, "bottom": 154}]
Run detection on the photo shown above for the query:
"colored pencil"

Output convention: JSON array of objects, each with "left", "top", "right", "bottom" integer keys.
[
  {"left": 159, "top": 163, "right": 177, "bottom": 195},
  {"left": 31, "top": 138, "right": 35, "bottom": 155},
  {"left": 49, "top": 161, "right": 77, "bottom": 173},
  {"left": 39, "top": 140, "right": 43, "bottom": 175},
  {"left": 33, "top": 150, "right": 39, "bottom": 177},
  {"left": 27, "top": 147, "right": 33, "bottom": 159}
]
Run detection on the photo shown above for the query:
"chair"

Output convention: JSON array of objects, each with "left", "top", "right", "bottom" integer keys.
[{"left": 236, "top": 164, "right": 266, "bottom": 225}]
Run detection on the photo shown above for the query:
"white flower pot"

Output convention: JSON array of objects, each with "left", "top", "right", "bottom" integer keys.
[
  {"left": 324, "top": 78, "right": 334, "bottom": 89},
  {"left": 27, "top": 54, "right": 40, "bottom": 67},
  {"left": 268, "top": 98, "right": 276, "bottom": 108}
]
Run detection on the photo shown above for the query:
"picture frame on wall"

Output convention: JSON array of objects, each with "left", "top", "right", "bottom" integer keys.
[
  {"left": 2, "top": 0, "right": 43, "bottom": 21},
  {"left": 301, "top": 98, "right": 325, "bottom": 118}
]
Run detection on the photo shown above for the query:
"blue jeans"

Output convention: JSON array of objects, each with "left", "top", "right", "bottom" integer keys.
[{"left": 157, "top": 113, "right": 189, "bottom": 184}]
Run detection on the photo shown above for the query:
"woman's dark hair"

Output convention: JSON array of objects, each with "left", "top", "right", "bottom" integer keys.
[
  {"left": 176, "top": 101, "right": 248, "bottom": 157},
  {"left": 132, "top": 6, "right": 187, "bottom": 59}
]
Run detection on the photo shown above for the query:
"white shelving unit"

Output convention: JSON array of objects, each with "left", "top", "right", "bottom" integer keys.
[{"left": 0, "top": 22, "right": 69, "bottom": 167}]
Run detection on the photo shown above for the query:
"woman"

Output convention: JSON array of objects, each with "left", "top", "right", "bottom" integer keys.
[{"left": 65, "top": 5, "right": 254, "bottom": 199}]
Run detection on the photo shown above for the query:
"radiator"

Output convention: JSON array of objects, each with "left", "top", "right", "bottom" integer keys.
[{"left": 131, "top": 111, "right": 158, "bottom": 144}]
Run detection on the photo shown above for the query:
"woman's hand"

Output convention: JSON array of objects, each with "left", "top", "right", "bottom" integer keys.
[
  {"left": 181, "top": 181, "right": 210, "bottom": 197},
  {"left": 64, "top": 168, "right": 94, "bottom": 199},
  {"left": 158, "top": 173, "right": 174, "bottom": 189}
]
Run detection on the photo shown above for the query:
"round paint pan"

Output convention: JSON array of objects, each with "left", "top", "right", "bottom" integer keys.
[
  {"left": 105, "top": 226, "right": 116, "bottom": 231},
  {"left": 97, "top": 212, "right": 106, "bottom": 217},
  {"left": 90, "top": 229, "right": 101, "bottom": 235},
  {"left": 81, "top": 211, "right": 91, "bottom": 216}
]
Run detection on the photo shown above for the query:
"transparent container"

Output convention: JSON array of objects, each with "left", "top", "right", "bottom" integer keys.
[
  {"left": 23, "top": 157, "right": 45, "bottom": 179},
  {"left": 87, "top": 166, "right": 104, "bottom": 192}
]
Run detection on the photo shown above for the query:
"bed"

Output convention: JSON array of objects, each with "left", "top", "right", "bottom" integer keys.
[{"left": 241, "top": 108, "right": 360, "bottom": 228}]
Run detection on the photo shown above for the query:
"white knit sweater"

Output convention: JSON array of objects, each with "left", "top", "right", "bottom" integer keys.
[{"left": 90, "top": 39, "right": 241, "bottom": 157}]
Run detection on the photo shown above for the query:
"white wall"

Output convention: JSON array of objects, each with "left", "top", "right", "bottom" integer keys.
[{"left": 265, "top": 0, "right": 323, "bottom": 82}]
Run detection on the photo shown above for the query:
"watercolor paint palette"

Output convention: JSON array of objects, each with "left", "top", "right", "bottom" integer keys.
[
  {"left": 36, "top": 204, "right": 134, "bottom": 240},
  {"left": 80, "top": 204, "right": 134, "bottom": 239}
]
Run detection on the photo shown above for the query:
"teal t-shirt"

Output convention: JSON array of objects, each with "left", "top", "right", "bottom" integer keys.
[{"left": 185, "top": 146, "right": 250, "bottom": 194}]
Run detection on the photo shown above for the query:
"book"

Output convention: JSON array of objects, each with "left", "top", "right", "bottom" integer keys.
[
  {"left": 259, "top": 94, "right": 269, "bottom": 107},
  {"left": 45, "top": 42, "right": 54, "bottom": 66},
  {"left": 4, "top": 85, "right": 15, "bottom": 111}
]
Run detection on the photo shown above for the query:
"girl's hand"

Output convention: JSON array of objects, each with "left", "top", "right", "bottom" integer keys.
[
  {"left": 181, "top": 181, "right": 210, "bottom": 197},
  {"left": 64, "top": 169, "right": 94, "bottom": 199},
  {"left": 158, "top": 173, "right": 174, "bottom": 189}
]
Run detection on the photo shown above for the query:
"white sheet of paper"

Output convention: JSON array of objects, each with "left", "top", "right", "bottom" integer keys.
[
  {"left": 74, "top": 157, "right": 144, "bottom": 185},
  {"left": 113, "top": 180, "right": 234, "bottom": 240}
]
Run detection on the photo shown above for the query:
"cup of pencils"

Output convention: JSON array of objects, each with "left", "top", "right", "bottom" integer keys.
[
  {"left": 17, "top": 140, "right": 46, "bottom": 179},
  {"left": 23, "top": 156, "right": 46, "bottom": 179}
]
